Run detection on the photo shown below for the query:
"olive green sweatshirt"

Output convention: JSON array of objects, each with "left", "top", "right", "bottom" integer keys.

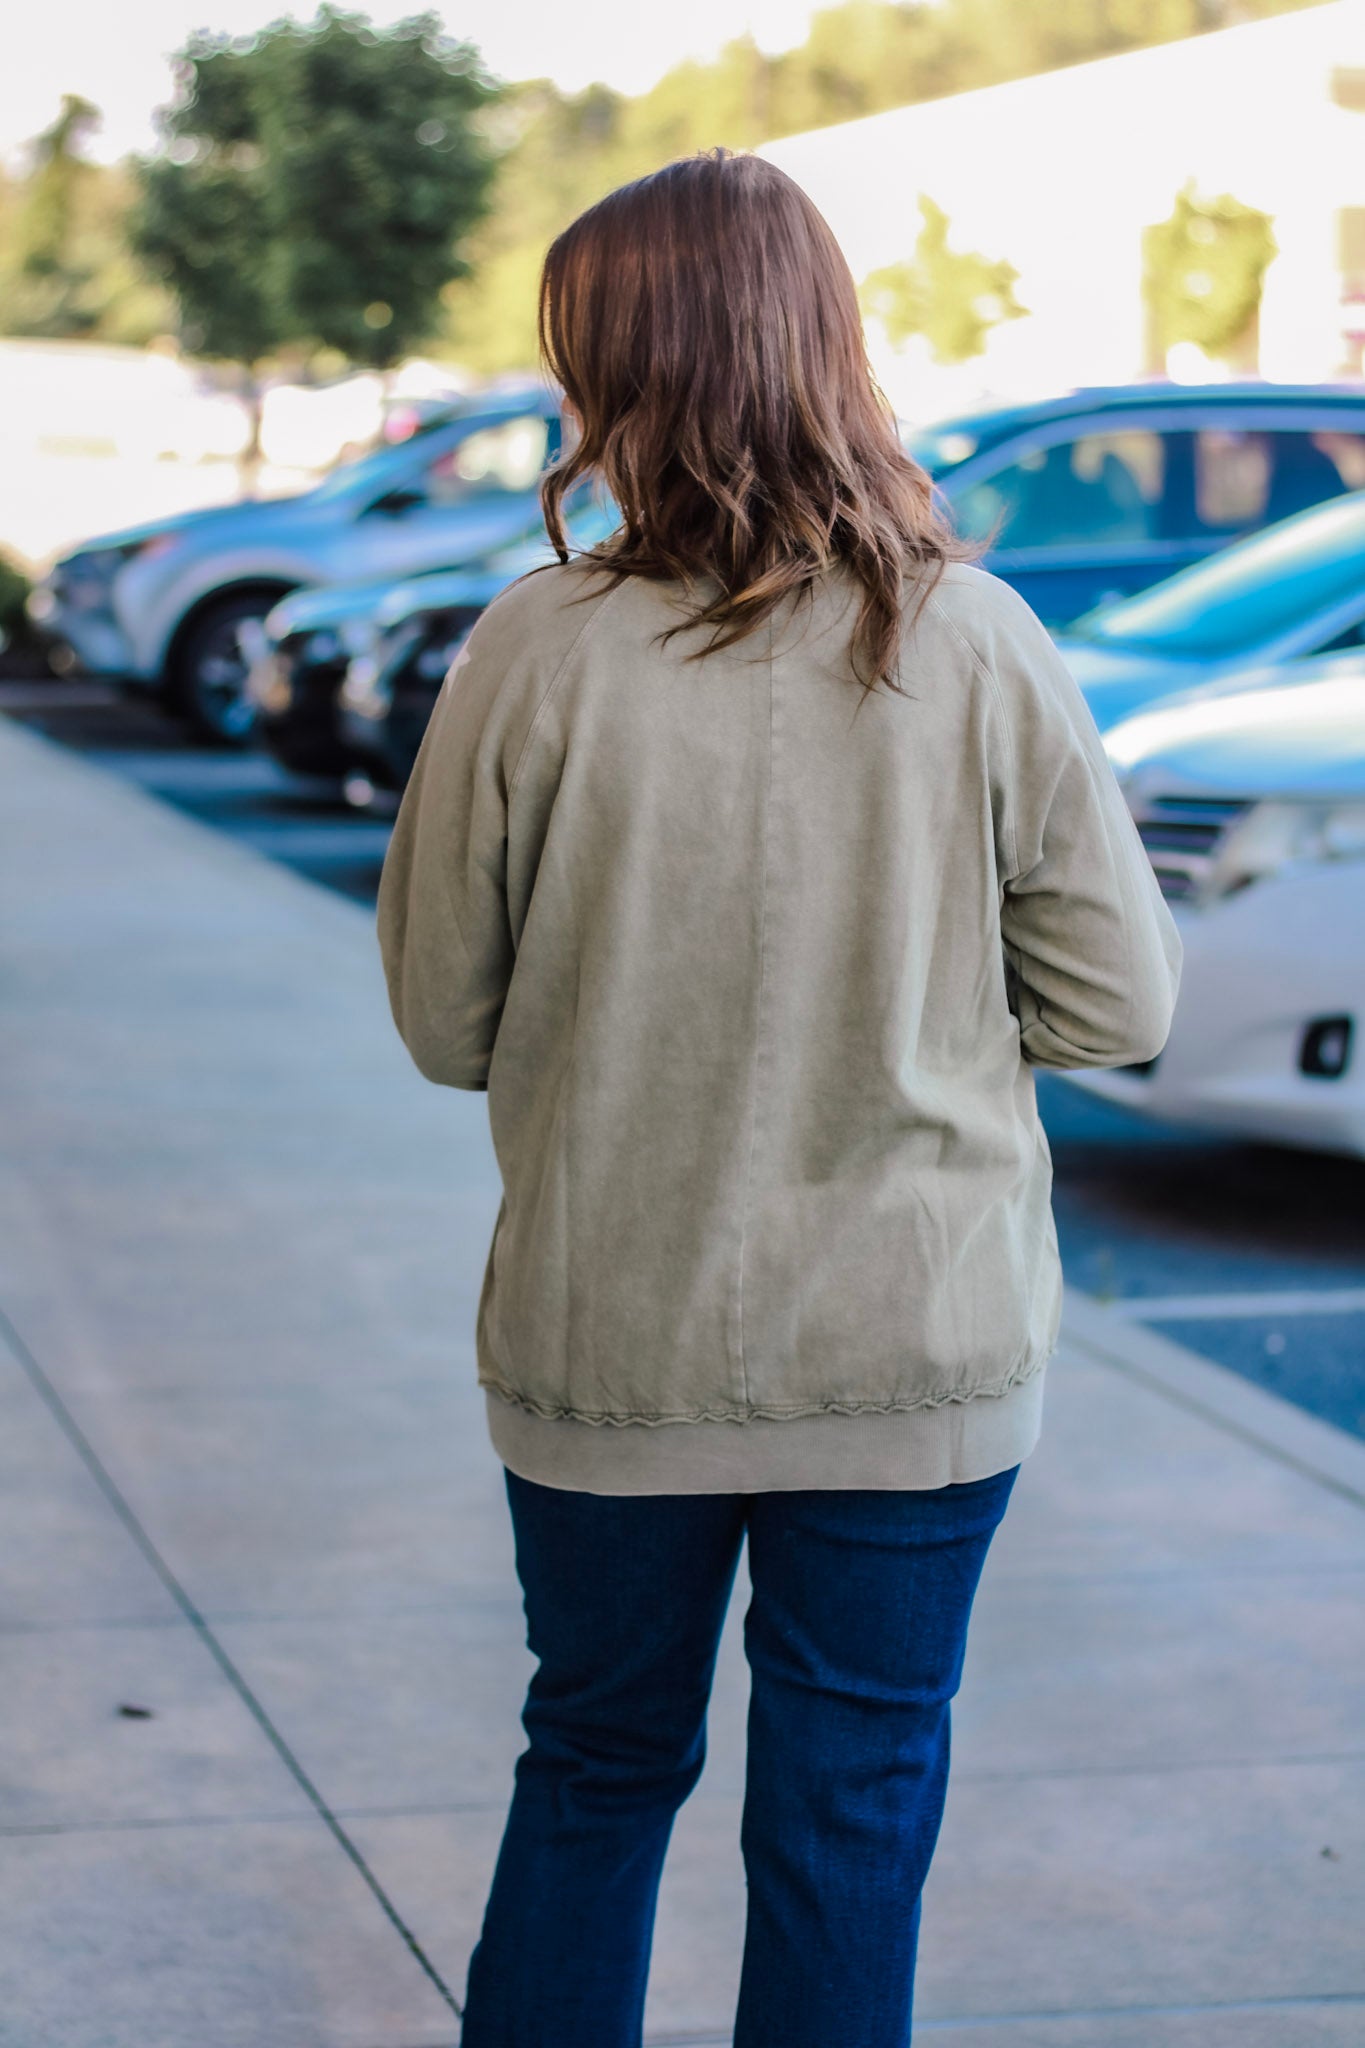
[{"left": 376, "top": 556, "right": 1181, "bottom": 1494}]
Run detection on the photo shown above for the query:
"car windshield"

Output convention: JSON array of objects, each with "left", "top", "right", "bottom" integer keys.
[
  {"left": 302, "top": 406, "right": 469, "bottom": 502},
  {"left": 1067, "top": 490, "right": 1365, "bottom": 657},
  {"left": 306, "top": 403, "right": 546, "bottom": 505}
]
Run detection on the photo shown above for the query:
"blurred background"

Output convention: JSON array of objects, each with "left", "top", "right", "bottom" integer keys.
[{"left": 2, "top": 7, "right": 1363, "bottom": 2041}]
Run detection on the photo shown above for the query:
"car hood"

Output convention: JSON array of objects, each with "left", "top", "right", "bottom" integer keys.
[
  {"left": 375, "top": 504, "right": 619, "bottom": 629},
  {"left": 1104, "top": 662, "right": 1365, "bottom": 798},
  {"left": 266, "top": 573, "right": 434, "bottom": 641},
  {"left": 262, "top": 502, "right": 617, "bottom": 643},
  {"left": 58, "top": 495, "right": 312, "bottom": 562},
  {"left": 1052, "top": 635, "right": 1212, "bottom": 732},
  {"left": 375, "top": 555, "right": 544, "bottom": 629}
]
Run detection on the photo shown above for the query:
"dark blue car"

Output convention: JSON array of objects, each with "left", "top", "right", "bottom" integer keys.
[{"left": 907, "top": 381, "right": 1365, "bottom": 626}]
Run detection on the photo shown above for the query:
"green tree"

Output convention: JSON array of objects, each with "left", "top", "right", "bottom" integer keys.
[
  {"left": 132, "top": 6, "right": 499, "bottom": 439},
  {"left": 1143, "top": 178, "right": 1278, "bottom": 365},
  {"left": 859, "top": 196, "right": 1027, "bottom": 363},
  {"left": 0, "top": 551, "right": 33, "bottom": 659},
  {"left": 3, "top": 94, "right": 101, "bottom": 335},
  {"left": 15, "top": 94, "right": 100, "bottom": 273},
  {"left": 0, "top": 0, "right": 1325, "bottom": 370},
  {"left": 444, "top": 79, "right": 630, "bottom": 371},
  {"left": 0, "top": 108, "right": 174, "bottom": 343}
]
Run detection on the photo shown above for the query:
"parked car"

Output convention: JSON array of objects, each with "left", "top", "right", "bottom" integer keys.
[
  {"left": 338, "top": 496, "right": 620, "bottom": 795},
  {"left": 907, "top": 381, "right": 1365, "bottom": 627},
  {"left": 1055, "top": 488, "right": 1365, "bottom": 730},
  {"left": 252, "top": 494, "right": 616, "bottom": 787},
  {"left": 337, "top": 577, "right": 488, "bottom": 797},
  {"left": 1067, "top": 653, "right": 1365, "bottom": 1157},
  {"left": 26, "top": 388, "right": 560, "bottom": 742},
  {"left": 244, "top": 576, "right": 405, "bottom": 779}
]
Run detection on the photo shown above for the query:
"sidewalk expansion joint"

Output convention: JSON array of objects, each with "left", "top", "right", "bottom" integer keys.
[{"left": 0, "top": 1299, "right": 464, "bottom": 2024}]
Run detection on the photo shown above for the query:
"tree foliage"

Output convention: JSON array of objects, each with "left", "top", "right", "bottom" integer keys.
[
  {"left": 442, "top": 0, "right": 1321, "bottom": 371},
  {"left": 0, "top": 96, "right": 171, "bottom": 340},
  {"left": 131, "top": 6, "right": 498, "bottom": 369},
  {"left": 0, "top": 551, "right": 33, "bottom": 655},
  {"left": 14, "top": 94, "right": 101, "bottom": 282},
  {"left": 1142, "top": 178, "right": 1278, "bottom": 358},
  {"left": 859, "top": 197, "right": 1027, "bottom": 363},
  {"left": 0, "top": 0, "right": 1323, "bottom": 367}
]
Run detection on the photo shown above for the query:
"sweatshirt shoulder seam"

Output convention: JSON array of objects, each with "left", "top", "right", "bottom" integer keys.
[
  {"left": 925, "top": 584, "right": 1021, "bottom": 880},
  {"left": 506, "top": 572, "right": 630, "bottom": 803}
]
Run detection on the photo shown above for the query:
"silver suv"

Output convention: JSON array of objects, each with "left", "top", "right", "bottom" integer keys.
[{"left": 27, "top": 387, "right": 560, "bottom": 740}]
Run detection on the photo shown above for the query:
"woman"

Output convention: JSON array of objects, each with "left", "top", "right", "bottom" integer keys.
[{"left": 377, "top": 149, "right": 1181, "bottom": 2048}]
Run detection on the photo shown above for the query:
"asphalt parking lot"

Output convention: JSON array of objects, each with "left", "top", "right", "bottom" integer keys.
[{"left": 7, "top": 670, "right": 1364, "bottom": 1444}]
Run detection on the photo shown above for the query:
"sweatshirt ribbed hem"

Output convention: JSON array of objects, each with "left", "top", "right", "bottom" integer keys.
[{"left": 484, "top": 1366, "right": 1046, "bottom": 1495}]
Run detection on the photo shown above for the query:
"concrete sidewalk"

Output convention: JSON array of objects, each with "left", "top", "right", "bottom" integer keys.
[{"left": 2, "top": 711, "right": 1362, "bottom": 2048}]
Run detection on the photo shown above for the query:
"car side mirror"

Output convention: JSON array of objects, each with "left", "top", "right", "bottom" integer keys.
[{"left": 369, "top": 486, "right": 427, "bottom": 517}]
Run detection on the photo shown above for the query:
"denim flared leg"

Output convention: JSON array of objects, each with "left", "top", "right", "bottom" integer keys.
[
  {"left": 732, "top": 1466, "right": 1019, "bottom": 2048},
  {"left": 460, "top": 1470, "right": 748, "bottom": 2048}
]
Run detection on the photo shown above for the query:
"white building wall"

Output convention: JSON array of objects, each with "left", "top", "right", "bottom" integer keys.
[{"left": 759, "top": 0, "right": 1365, "bottom": 422}]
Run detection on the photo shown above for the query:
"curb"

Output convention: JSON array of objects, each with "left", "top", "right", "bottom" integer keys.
[{"left": 1062, "top": 1286, "right": 1365, "bottom": 1509}]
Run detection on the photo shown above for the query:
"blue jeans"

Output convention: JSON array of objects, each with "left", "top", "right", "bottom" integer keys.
[{"left": 460, "top": 1462, "right": 1018, "bottom": 2048}]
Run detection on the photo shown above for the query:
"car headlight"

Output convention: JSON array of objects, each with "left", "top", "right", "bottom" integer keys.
[
  {"left": 66, "top": 538, "right": 164, "bottom": 582},
  {"left": 60, "top": 551, "right": 136, "bottom": 611},
  {"left": 246, "top": 651, "right": 294, "bottom": 715},
  {"left": 343, "top": 616, "right": 427, "bottom": 720},
  {"left": 75, "top": 543, "right": 144, "bottom": 579},
  {"left": 340, "top": 650, "right": 395, "bottom": 721},
  {"left": 52, "top": 537, "right": 168, "bottom": 613},
  {"left": 1210, "top": 799, "right": 1365, "bottom": 897}
]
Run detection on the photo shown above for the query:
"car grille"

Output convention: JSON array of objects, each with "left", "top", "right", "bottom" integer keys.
[{"left": 1129, "top": 792, "right": 1252, "bottom": 903}]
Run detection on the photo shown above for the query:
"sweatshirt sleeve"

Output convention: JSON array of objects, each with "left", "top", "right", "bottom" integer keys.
[
  {"left": 972, "top": 579, "right": 1183, "bottom": 1072},
  {"left": 375, "top": 626, "right": 517, "bottom": 1091}
]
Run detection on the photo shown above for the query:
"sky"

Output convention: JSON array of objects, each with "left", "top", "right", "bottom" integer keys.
[{"left": 4, "top": 0, "right": 828, "bottom": 165}]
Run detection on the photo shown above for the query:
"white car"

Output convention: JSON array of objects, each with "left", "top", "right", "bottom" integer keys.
[{"left": 1071, "top": 653, "right": 1365, "bottom": 1157}]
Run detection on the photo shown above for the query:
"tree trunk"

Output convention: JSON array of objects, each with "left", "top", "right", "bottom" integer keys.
[{"left": 237, "top": 369, "right": 264, "bottom": 496}]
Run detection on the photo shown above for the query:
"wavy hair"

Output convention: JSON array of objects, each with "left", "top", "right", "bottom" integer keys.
[{"left": 538, "top": 148, "right": 985, "bottom": 693}]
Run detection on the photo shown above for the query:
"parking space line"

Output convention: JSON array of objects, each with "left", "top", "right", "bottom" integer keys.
[{"left": 1105, "top": 1288, "right": 1365, "bottom": 1322}]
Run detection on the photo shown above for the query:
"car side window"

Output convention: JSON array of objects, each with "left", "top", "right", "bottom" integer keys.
[
  {"left": 421, "top": 415, "right": 552, "bottom": 507},
  {"left": 1195, "top": 427, "right": 1365, "bottom": 535},
  {"left": 953, "top": 430, "right": 1167, "bottom": 550}
]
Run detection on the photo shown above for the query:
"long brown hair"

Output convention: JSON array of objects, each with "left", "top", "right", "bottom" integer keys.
[{"left": 538, "top": 148, "right": 985, "bottom": 692}]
